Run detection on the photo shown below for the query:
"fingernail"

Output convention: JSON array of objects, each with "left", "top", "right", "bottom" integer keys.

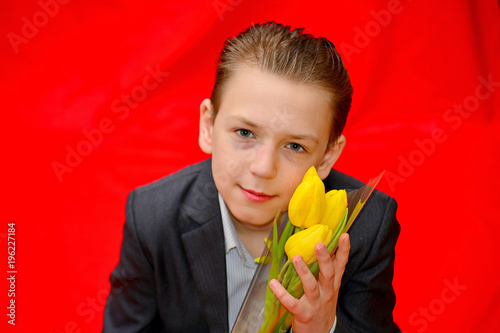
[
  {"left": 295, "top": 256, "right": 305, "bottom": 267},
  {"left": 318, "top": 243, "right": 328, "bottom": 255}
]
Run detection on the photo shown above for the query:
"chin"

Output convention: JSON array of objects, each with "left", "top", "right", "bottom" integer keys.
[{"left": 234, "top": 209, "right": 276, "bottom": 227}]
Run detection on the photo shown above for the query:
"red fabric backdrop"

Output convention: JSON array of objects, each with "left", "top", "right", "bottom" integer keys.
[{"left": 1, "top": 0, "right": 499, "bottom": 332}]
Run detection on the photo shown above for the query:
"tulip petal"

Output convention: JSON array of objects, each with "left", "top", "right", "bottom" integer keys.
[
  {"left": 288, "top": 166, "right": 326, "bottom": 228},
  {"left": 320, "top": 189, "right": 348, "bottom": 231},
  {"left": 284, "top": 224, "right": 333, "bottom": 264}
]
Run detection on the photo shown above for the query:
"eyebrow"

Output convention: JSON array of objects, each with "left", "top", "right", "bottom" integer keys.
[
  {"left": 229, "top": 115, "right": 320, "bottom": 143},
  {"left": 289, "top": 133, "right": 320, "bottom": 144},
  {"left": 231, "top": 115, "right": 260, "bottom": 129}
]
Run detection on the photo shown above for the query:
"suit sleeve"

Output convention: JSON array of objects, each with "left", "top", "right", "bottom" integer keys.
[
  {"left": 335, "top": 196, "right": 401, "bottom": 333},
  {"left": 103, "top": 191, "right": 163, "bottom": 333}
]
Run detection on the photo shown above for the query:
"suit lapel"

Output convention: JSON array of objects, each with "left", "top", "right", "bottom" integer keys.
[{"left": 181, "top": 161, "right": 228, "bottom": 332}]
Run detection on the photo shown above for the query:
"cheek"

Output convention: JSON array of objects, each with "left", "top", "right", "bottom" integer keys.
[
  {"left": 281, "top": 177, "right": 303, "bottom": 203},
  {"left": 212, "top": 156, "right": 238, "bottom": 192},
  {"left": 212, "top": 164, "right": 231, "bottom": 192},
  {"left": 215, "top": 153, "right": 246, "bottom": 175},
  {"left": 214, "top": 143, "right": 252, "bottom": 175},
  {"left": 211, "top": 152, "right": 246, "bottom": 190}
]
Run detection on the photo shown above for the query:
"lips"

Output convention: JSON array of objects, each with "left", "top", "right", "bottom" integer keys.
[{"left": 240, "top": 187, "right": 275, "bottom": 203}]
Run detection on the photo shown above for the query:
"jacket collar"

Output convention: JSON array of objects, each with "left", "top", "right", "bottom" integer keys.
[{"left": 180, "top": 159, "right": 228, "bottom": 332}]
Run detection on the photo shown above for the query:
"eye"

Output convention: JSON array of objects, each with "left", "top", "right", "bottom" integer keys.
[
  {"left": 236, "top": 129, "right": 254, "bottom": 138},
  {"left": 286, "top": 143, "right": 305, "bottom": 152}
]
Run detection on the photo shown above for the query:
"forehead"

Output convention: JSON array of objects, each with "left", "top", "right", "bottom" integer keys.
[{"left": 217, "top": 66, "right": 332, "bottom": 131}]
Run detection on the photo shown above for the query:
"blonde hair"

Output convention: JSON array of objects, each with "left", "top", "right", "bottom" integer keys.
[{"left": 210, "top": 21, "right": 353, "bottom": 144}]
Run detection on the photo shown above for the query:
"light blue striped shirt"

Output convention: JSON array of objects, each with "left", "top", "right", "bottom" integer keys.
[
  {"left": 219, "top": 194, "right": 337, "bottom": 332},
  {"left": 219, "top": 194, "right": 258, "bottom": 331}
]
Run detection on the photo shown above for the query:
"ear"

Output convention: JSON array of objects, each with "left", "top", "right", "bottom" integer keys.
[
  {"left": 317, "top": 135, "right": 346, "bottom": 180},
  {"left": 198, "top": 98, "right": 215, "bottom": 154}
]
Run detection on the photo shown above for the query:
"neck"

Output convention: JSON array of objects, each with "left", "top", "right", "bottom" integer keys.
[{"left": 230, "top": 214, "right": 274, "bottom": 258}]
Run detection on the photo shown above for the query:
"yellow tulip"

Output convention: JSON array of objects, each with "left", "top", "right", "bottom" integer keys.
[
  {"left": 288, "top": 167, "right": 325, "bottom": 228},
  {"left": 320, "top": 189, "right": 348, "bottom": 231},
  {"left": 284, "top": 224, "right": 333, "bottom": 265}
]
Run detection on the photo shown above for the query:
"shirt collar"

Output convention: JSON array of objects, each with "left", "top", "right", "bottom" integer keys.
[{"left": 219, "top": 193, "right": 242, "bottom": 255}]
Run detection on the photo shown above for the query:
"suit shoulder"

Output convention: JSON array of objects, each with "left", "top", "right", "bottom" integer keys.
[
  {"left": 133, "top": 159, "right": 211, "bottom": 198},
  {"left": 123, "top": 159, "right": 215, "bottom": 238},
  {"left": 324, "top": 169, "right": 365, "bottom": 190},
  {"left": 325, "top": 169, "right": 396, "bottom": 206}
]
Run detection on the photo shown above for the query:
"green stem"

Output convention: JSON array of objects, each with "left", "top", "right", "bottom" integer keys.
[{"left": 277, "top": 260, "right": 292, "bottom": 283}]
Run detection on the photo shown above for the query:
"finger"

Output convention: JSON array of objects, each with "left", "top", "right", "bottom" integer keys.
[
  {"left": 332, "top": 233, "right": 350, "bottom": 286},
  {"left": 293, "top": 254, "right": 320, "bottom": 300},
  {"left": 269, "top": 278, "right": 300, "bottom": 313},
  {"left": 315, "top": 242, "right": 335, "bottom": 293}
]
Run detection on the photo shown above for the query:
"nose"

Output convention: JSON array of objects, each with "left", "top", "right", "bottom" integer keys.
[{"left": 249, "top": 144, "right": 278, "bottom": 179}]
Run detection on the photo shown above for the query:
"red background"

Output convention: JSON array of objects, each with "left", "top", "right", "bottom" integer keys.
[{"left": 1, "top": 0, "right": 500, "bottom": 332}]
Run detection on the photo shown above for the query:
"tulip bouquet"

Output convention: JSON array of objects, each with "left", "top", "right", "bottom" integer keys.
[{"left": 231, "top": 167, "right": 385, "bottom": 333}]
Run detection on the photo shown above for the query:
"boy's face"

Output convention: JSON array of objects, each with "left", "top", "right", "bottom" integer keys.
[{"left": 199, "top": 66, "right": 345, "bottom": 229}]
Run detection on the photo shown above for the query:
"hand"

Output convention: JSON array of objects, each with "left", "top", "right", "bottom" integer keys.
[{"left": 269, "top": 233, "right": 351, "bottom": 333}]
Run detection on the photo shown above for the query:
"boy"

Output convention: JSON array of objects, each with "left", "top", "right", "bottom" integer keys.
[{"left": 103, "top": 22, "right": 400, "bottom": 332}]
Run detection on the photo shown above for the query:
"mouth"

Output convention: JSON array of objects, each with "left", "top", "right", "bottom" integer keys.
[{"left": 240, "top": 187, "right": 275, "bottom": 203}]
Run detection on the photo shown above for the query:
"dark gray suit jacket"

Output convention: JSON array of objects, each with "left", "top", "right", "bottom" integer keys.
[{"left": 103, "top": 159, "right": 400, "bottom": 332}]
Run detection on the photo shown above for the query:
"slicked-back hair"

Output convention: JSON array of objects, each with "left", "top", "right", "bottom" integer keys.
[{"left": 210, "top": 21, "right": 353, "bottom": 145}]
